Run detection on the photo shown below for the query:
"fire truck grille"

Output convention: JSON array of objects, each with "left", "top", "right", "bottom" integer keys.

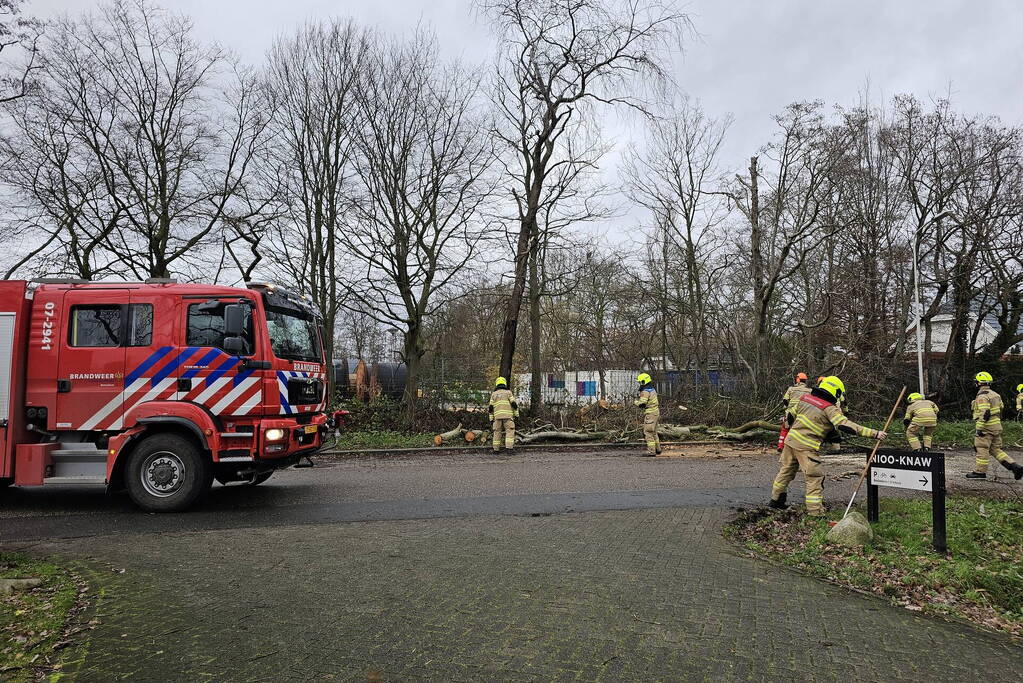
[{"left": 287, "top": 377, "right": 322, "bottom": 406}]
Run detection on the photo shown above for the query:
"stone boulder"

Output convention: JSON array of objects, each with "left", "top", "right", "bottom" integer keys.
[{"left": 826, "top": 511, "right": 874, "bottom": 547}]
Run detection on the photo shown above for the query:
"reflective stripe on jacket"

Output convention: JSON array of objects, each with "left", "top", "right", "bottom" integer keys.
[
  {"left": 972, "top": 387, "right": 1002, "bottom": 433},
  {"left": 905, "top": 399, "right": 938, "bottom": 427},
  {"left": 489, "top": 389, "right": 517, "bottom": 419},
  {"left": 786, "top": 391, "right": 879, "bottom": 452},
  {"left": 634, "top": 386, "right": 660, "bottom": 416}
]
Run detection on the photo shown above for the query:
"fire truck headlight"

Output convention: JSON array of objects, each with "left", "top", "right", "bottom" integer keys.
[{"left": 264, "top": 428, "right": 286, "bottom": 442}]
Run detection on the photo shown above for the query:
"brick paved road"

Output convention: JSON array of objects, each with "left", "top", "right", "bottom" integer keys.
[
  {"left": 38, "top": 507, "right": 1023, "bottom": 682},
  {"left": 4, "top": 450, "right": 1022, "bottom": 680}
]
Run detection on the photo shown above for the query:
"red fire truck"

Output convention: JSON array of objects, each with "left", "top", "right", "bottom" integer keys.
[{"left": 0, "top": 279, "right": 330, "bottom": 511}]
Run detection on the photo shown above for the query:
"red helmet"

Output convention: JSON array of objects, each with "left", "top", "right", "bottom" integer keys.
[{"left": 795, "top": 372, "right": 808, "bottom": 382}]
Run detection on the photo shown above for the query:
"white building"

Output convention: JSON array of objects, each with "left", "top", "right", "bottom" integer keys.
[
  {"left": 904, "top": 314, "right": 1020, "bottom": 355},
  {"left": 515, "top": 370, "right": 640, "bottom": 406}
]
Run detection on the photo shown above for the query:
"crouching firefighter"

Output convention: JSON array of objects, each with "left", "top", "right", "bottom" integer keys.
[
  {"left": 769, "top": 376, "right": 887, "bottom": 516},
  {"left": 634, "top": 373, "right": 661, "bottom": 456},
  {"left": 965, "top": 372, "right": 1023, "bottom": 480},
  {"left": 903, "top": 392, "right": 938, "bottom": 451},
  {"left": 489, "top": 377, "right": 519, "bottom": 453}
]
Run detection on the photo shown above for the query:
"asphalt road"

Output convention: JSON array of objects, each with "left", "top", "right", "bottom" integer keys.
[
  {"left": 2, "top": 447, "right": 779, "bottom": 542},
  {"left": 3, "top": 445, "right": 1003, "bottom": 543}
]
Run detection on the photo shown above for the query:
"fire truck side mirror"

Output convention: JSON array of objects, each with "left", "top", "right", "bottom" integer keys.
[{"left": 223, "top": 303, "right": 246, "bottom": 336}]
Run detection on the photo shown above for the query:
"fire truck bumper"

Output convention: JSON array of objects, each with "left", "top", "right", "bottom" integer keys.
[{"left": 256, "top": 414, "right": 328, "bottom": 461}]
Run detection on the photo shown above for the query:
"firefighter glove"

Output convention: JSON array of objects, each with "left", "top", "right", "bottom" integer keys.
[{"left": 976, "top": 430, "right": 985, "bottom": 437}]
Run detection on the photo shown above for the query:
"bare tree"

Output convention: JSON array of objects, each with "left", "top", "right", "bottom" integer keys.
[
  {"left": 624, "top": 97, "right": 731, "bottom": 382},
  {"left": 523, "top": 130, "right": 612, "bottom": 407},
  {"left": 339, "top": 32, "right": 496, "bottom": 414},
  {"left": 14, "top": 0, "right": 270, "bottom": 280},
  {"left": 261, "top": 19, "right": 370, "bottom": 367},
  {"left": 0, "top": 0, "right": 42, "bottom": 103},
  {"left": 727, "top": 102, "right": 850, "bottom": 394},
  {"left": 481, "top": 0, "right": 689, "bottom": 378},
  {"left": 0, "top": 93, "right": 122, "bottom": 278}
]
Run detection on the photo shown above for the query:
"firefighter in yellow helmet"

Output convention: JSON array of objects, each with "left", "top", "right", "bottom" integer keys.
[
  {"left": 488, "top": 377, "right": 518, "bottom": 453},
  {"left": 965, "top": 372, "right": 1023, "bottom": 480},
  {"left": 769, "top": 376, "right": 887, "bottom": 516},
  {"left": 1016, "top": 383, "right": 1023, "bottom": 419},
  {"left": 903, "top": 392, "right": 938, "bottom": 451},
  {"left": 634, "top": 373, "right": 660, "bottom": 455}
]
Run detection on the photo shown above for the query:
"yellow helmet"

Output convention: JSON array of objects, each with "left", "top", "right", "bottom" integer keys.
[
  {"left": 907, "top": 392, "right": 923, "bottom": 402},
  {"left": 1017, "top": 383, "right": 1023, "bottom": 393},
  {"left": 818, "top": 376, "right": 845, "bottom": 400},
  {"left": 636, "top": 373, "right": 652, "bottom": 385},
  {"left": 495, "top": 376, "right": 507, "bottom": 387},
  {"left": 974, "top": 371, "right": 993, "bottom": 384}
]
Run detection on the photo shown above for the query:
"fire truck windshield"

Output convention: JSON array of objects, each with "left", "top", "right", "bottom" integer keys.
[{"left": 265, "top": 307, "right": 322, "bottom": 362}]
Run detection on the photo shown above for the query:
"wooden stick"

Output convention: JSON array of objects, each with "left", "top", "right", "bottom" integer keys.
[{"left": 842, "top": 386, "right": 907, "bottom": 518}]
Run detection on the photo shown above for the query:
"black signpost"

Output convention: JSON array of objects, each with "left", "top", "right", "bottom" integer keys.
[{"left": 866, "top": 449, "right": 946, "bottom": 553}]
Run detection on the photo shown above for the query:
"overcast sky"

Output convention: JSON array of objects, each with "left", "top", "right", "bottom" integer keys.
[{"left": 29, "top": 0, "right": 1023, "bottom": 238}]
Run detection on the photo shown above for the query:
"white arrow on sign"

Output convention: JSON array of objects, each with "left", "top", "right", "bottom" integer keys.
[{"left": 871, "top": 467, "right": 932, "bottom": 492}]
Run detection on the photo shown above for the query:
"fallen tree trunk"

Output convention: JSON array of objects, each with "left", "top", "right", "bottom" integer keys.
[
  {"left": 716, "top": 429, "right": 775, "bottom": 442},
  {"left": 517, "top": 430, "right": 607, "bottom": 445},
  {"left": 656, "top": 425, "right": 691, "bottom": 439},
  {"left": 434, "top": 423, "right": 464, "bottom": 446},
  {"left": 732, "top": 420, "right": 781, "bottom": 434}
]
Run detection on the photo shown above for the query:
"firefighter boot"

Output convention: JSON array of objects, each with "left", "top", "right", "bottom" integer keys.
[
  {"left": 965, "top": 471, "right": 987, "bottom": 479},
  {"left": 1001, "top": 460, "right": 1023, "bottom": 481},
  {"left": 768, "top": 492, "right": 788, "bottom": 509}
]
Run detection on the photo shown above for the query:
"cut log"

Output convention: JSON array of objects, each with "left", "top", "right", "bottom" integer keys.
[
  {"left": 464, "top": 430, "right": 478, "bottom": 443},
  {"left": 656, "top": 425, "right": 691, "bottom": 439},
  {"left": 687, "top": 424, "right": 709, "bottom": 433},
  {"left": 433, "top": 423, "right": 464, "bottom": 446},
  {"left": 517, "top": 430, "right": 607, "bottom": 445},
  {"left": 732, "top": 420, "right": 781, "bottom": 434}
]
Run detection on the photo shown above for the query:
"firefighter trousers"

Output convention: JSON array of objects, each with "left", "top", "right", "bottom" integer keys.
[
  {"left": 643, "top": 414, "right": 660, "bottom": 454},
  {"left": 493, "top": 418, "right": 515, "bottom": 451},
  {"left": 771, "top": 443, "right": 825, "bottom": 515},
  {"left": 906, "top": 423, "right": 935, "bottom": 450},
  {"left": 974, "top": 431, "right": 1015, "bottom": 473}
]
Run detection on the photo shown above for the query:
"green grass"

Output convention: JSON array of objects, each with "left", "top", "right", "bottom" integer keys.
[
  {"left": 1, "top": 553, "right": 81, "bottom": 681},
  {"left": 860, "top": 419, "right": 1023, "bottom": 448},
  {"left": 729, "top": 497, "right": 1023, "bottom": 635},
  {"left": 332, "top": 429, "right": 438, "bottom": 450}
]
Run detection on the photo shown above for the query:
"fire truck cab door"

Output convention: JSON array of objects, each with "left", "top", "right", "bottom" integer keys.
[{"left": 56, "top": 289, "right": 129, "bottom": 431}]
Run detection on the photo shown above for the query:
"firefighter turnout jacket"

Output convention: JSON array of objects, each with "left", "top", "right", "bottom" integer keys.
[
  {"left": 488, "top": 388, "right": 518, "bottom": 420},
  {"left": 634, "top": 386, "right": 660, "bottom": 416},
  {"left": 785, "top": 388, "right": 881, "bottom": 451},
  {"left": 904, "top": 399, "right": 939, "bottom": 427},
  {"left": 783, "top": 382, "right": 811, "bottom": 416},
  {"left": 973, "top": 386, "right": 1002, "bottom": 434}
]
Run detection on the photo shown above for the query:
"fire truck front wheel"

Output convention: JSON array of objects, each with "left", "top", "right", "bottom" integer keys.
[{"left": 125, "top": 433, "right": 212, "bottom": 512}]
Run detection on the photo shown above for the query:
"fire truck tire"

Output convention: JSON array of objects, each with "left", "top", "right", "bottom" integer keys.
[{"left": 125, "top": 434, "right": 212, "bottom": 512}]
